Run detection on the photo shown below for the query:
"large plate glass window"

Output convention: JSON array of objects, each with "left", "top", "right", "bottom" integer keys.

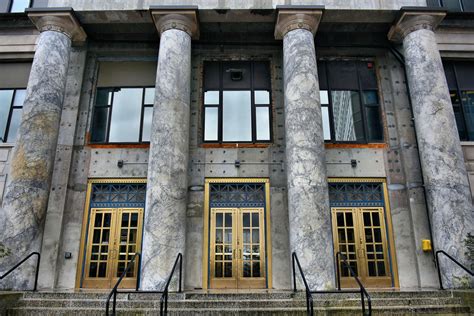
[
  {"left": 203, "top": 61, "right": 272, "bottom": 143},
  {"left": 443, "top": 61, "right": 474, "bottom": 141},
  {"left": 426, "top": 0, "right": 474, "bottom": 12},
  {"left": 90, "top": 87, "right": 154, "bottom": 143},
  {"left": 318, "top": 60, "right": 383, "bottom": 143},
  {"left": 0, "top": 88, "right": 26, "bottom": 143}
]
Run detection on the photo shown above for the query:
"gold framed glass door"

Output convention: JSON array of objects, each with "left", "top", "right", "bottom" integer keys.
[
  {"left": 82, "top": 208, "right": 143, "bottom": 289},
  {"left": 332, "top": 207, "right": 392, "bottom": 288},
  {"left": 209, "top": 207, "right": 266, "bottom": 289}
]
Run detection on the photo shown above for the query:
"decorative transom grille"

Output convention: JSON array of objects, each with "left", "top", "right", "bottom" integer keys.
[
  {"left": 209, "top": 183, "right": 266, "bottom": 207},
  {"left": 329, "top": 182, "right": 384, "bottom": 207},
  {"left": 90, "top": 183, "right": 146, "bottom": 208}
]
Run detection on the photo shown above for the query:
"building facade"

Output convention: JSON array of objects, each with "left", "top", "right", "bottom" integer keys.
[{"left": 0, "top": 0, "right": 473, "bottom": 292}]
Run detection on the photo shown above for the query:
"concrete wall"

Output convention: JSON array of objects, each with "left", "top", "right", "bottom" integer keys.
[{"left": 46, "top": 0, "right": 427, "bottom": 10}]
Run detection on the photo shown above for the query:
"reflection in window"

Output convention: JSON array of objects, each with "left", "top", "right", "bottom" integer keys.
[
  {"left": 91, "top": 87, "right": 154, "bottom": 143},
  {"left": 203, "top": 61, "right": 272, "bottom": 143},
  {"left": 319, "top": 61, "right": 383, "bottom": 143},
  {"left": 9, "top": 0, "right": 30, "bottom": 13},
  {"left": 0, "top": 89, "right": 26, "bottom": 143}
]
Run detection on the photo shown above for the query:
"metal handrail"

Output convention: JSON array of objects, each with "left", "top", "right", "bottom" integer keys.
[
  {"left": 292, "top": 252, "right": 315, "bottom": 315},
  {"left": 435, "top": 250, "right": 474, "bottom": 290},
  {"left": 105, "top": 252, "right": 141, "bottom": 316},
  {"left": 160, "top": 253, "right": 183, "bottom": 315},
  {"left": 0, "top": 252, "right": 40, "bottom": 291},
  {"left": 336, "top": 252, "right": 372, "bottom": 316}
]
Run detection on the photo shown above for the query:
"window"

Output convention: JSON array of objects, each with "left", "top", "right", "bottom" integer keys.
[
  {"left": 2, "top": 0, "right": 31, "bottom": 13},
  {"left": 0, "top": 88, "right": 25, "bottom": 143},
  {"left": 203, "top": 61, "right": 272, "bottom": 143},
  {"left": 90, "top": 87, "right": 154, "bottom": 143},
  {"left": 427, "top": 0, "right": 474, "bottom": 12},
  {"left": 444, "top": 61, "right": 474, "bottom": 141},
  {"left": 318, "top": 60, "right": 383, "bottom": 143}
]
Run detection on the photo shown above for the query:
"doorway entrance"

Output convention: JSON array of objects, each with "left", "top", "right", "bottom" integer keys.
[
  {"left": 329, "top": 179, "right": 399, "bottom": 288},
  {"left": 78, "top": 179, "right": 146, "bottom": 289},
  {"left": 203, "top": 179, "right": 272, "bottom": 289}
]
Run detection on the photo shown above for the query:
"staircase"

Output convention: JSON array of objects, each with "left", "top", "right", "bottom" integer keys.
[{"left": 1, "top": 290, "right": 473, "bottom": 315}]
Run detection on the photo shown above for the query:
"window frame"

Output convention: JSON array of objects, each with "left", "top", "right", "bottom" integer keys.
[
  {"left": 444, "top": 60, "right": 474, "bottom": 142},
  {"left": 7, "top": 0, "right": 32, "bottom": 13},
  {"left": 1, "top": 88, "right": 25, "bottom": 143},
  {"left": 90, "top": 86, "right": 154, "bottom": 144},
  {"left": 319, "top": 60, "right": 384, "bottom": 144},
  {"left": 202, "top": 61, "right": 273, "bottom": 144}
]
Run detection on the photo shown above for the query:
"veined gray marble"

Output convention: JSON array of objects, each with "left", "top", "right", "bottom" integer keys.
[
  {"left": 283, "top": 28, "right": 335, "bottom": 290},
  {"left": 403, "top": 28, "right": 474, "bottom": 288},
  {"left": 0, "top": 30, "right": 71, "bottom": 290},
  {"left": 141, "top": 28, "right": 191, "bottom": 290}
]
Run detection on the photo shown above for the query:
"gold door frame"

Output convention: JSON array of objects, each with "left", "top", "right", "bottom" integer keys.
[
  {"left": 202, "top": 178, "right": 272, "bottom": 290},
  {"left": 76, "top": 178, "right": 146, "bottom": 289},
  {"left": 328, "top": 178, "right": 400, "bottom": 289}
]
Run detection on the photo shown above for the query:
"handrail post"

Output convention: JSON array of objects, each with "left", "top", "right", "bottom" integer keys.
[
  {"left": 292, "top": 253, "right": 297, "bottom": 292},
  {"left": 361, "top": 289, "right": 365, "bottom": 315},
  {"left": 179, "top": 254, "right": 182, "bottom": 293},
  {"left": 33, "top": 252, "right": 40, "bottom": 291},
  {"left": 435, "top": 251, "right": 444, "bottom": 290},
  {"left": 136, "top": 253, "right": 141, "bottom": 291}
]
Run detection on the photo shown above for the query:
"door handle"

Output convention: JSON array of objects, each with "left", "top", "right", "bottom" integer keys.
[
  {"left": 239, "top": 249, "right": 242, "bottom": 259},
  {"left": 233, "top": 249, "right": 236, "bottom": 259}
]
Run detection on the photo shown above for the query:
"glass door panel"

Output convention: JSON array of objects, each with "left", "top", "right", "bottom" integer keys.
[
  {"left": 210, "top": 208, "right": 238, "bottom": 288},
  {"left": 83, "top": 209, "right": 116, "bottom": 288},
  {"left": 238, "top": 208, "right": 266, "bottom": 288},
  {"left": 112, "top": 208, "right": 143, "bottom": 288}
]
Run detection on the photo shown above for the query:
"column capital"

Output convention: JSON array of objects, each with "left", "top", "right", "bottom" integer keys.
[
  {"left": 150, "top": 6, "right": 199, "bottom": 40},
  {"left": 388, "top": 8, "right": 446, "bottom": 43},
  {"left": 274, "top": 5, "right": 324, "bottom": 40},
  {"left": 27, "top": 8, "right": 86, "bottom": 43}
]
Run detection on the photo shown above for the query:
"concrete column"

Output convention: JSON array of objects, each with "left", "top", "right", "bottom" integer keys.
[
  {"left": 389, "top": 9, "right": 474, "bottom": 288},
  {"left": 0, "top": 9, "right": 86, "bottom": 289},
  {"left": 141, "top": 7, "right": 199, "bottom": 290},
  {"left": 275, "top": 7, "right": 335, "bottom": 290}
]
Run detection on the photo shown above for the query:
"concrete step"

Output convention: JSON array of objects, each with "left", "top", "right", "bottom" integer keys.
[
  {"left": 13, "top": 297, "right": 464, "bottom": 309},
  {"left": 6, "top": 305, "right": 471, "bottom": 316}
]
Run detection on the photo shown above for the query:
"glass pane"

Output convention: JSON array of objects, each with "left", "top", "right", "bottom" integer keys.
[
  {"left": 13, "top": 89, "right": 26, "bottom": 106},
  {"left": 254, "top": 90, "right": 270, "bottom": 104},
  {"left": 256, "top": 106, "right": 270, "bottom": 141},
  {"left": 216, "top": 213, "right": 223, "bottom": 227},
  {"left": 243, "top": 262, "right": 251, "bottom": 277},
  {"left": 96, "top": 89, "right": 111, "bottom": 106},
  {"left": 336, "top": 213, "right": 344, "bottom": 227},
  {"left": 0, "top": 90, "right": 13, "bottom": 141},
  {"left": 362, "top": 91, "right": 378, "bottom": 105},
  {"left": 252, "top": 262, "right": 261, "bottom": 277},
  {"left": 6, "top": 109, "right": 22, "bottom": 143},
  {"left": 320, "top": 90, "right": 329, "bottom": 105},
  {"left": 365, "top": 105, "right": 383, "bottom": 142},
  {"left": 331, "top": 90, "right": 364, "bottom": 142},
  {"left": 10, "top": 0, "right": 30, "bottom": 12},
  {"left": 451, "top": 92, "right": 467, "bottom": 140},
  {"left": 204, "top": 107, "right": 218, "bottom": 141},
  {"left": 222, "top": 91, "right": 252, "bottom": 142},
  {"left": 442, "top": 0, "right": 463, "bottom": 11},
  {"left": 224, "top": 262, "right": 232, "bottom": 277},
  {"left": 91, "top": 107, "right": 109, "bottom": 143},
  {"left": 243, "top": 229, "right": 250, "bottom": 243},
  {"left": 252, "top": 229, "right": 259, "bottom": 243},
  {"left": 251, "top": 213, "right": 259, "bottom": 227},
  {"left": 204, "top": 91, "right": 219, "bottom": 105},
  {"left": 215, "top": 262, "right": 222, "bottom": 277},
  {"left": 109, "top": 88, "right": 142, "bottom": 142},
  {"left": 225, "top": 213, "right": 232, "bottom": 227},
  {"left": 243, "top": 213, "right": 250, "bottom": 227},
  {"left": 322, "top": 106, "right": 331, "bottom": 141},
  {"left": 224, "top": 229, "right": 232, "bottom": 243},
  {"left": 142, "top": 107, "right": 153, "bottom": 142},
  {"left": 461, "top": 91, "right": 474, "bottom": 140},
  {"left": 215, "top": 229, "right": 222, "bottom": 243},
  {"left": 144, "top": 88, "right": 155, "bottom": 104}
]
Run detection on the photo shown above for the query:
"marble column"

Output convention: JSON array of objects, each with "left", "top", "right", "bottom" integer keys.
[
  {"left": 141, "top": 8, "right": 199, "bottom": 290},
  {"left": 0, "top": 9, "right": 86, "bottom": 289},
  {"left": 275, "top": 8, "right": 335, "bottom": 290},
  {"left": 389, "top": 10, "right": 474, "bottom": 288}
]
